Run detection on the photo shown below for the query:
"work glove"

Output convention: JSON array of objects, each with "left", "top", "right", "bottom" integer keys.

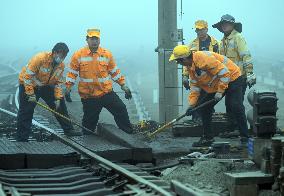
[
  {"left": 246, "top": 73, "right": 256, "bottom": 89},
  {"left": 121, "top": 85, "right": 132, "bottom": 100},
  {"left": 27, "top": 94, "right": 37, "bottom": 103},
  {"left": 186, "top": 105, "right": 194, "bottom": 116},
  {"left": 54, "top": 99, "right": 61, "bottom": 110},
  {"left": 182, "top": 75, "right": 190, "bottom": 90},
  {"left": 214, "top": 92, "right": 223, "bottom": 102},
  {"left": 65, "top": 88, "right": 72, "bottom": 102}
]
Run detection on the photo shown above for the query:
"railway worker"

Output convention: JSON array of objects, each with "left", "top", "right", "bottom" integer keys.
[
  {"left": 213, "top": 14, "right": 256, "bottom": 131},
  {"left": 65, "top": 28, "right": 134, "bottom": 134},
  {"left": 182, "top": 20, "right": 219, "bottom": 123},
  {"left": 169, "top": 45, "right": 248, "bottom": 147},
  {"left": 16, "top": 43, "right": 83, "bottom": 142}
]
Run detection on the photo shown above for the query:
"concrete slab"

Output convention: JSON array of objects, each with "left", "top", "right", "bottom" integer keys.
[
  {"left": 0, "top": 138, "right": 80, "bottom": 169},
  {"left": 225, "top": 171, "right": 274, "bottom": 185},
  {"left": 71, "top": 135, "right": 132, "bottom": 161},
  {"left": 97, "top": 123, "right": 153, "bottom": 162}
]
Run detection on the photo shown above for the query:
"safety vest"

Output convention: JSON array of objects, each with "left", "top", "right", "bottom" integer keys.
[
  {"left": 187, "top": 51, "right": 241, "bottom": 106},
  {"left": 19, "top": 52, "right": 64, "bottom": 99},
  {"left": 183, "top": 35, "right": 219, "bottom": 76},
  {"left": 66, "top": 46, "right": 125, "bottom": 98},
  {"left": 220, "top": 29, "right": 253, "bottom": 76}
]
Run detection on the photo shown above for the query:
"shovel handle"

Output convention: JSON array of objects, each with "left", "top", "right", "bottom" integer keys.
[
  {"left": 36, "top": 101, "right": 94, "bottom": 134},
  {"left": 148, "top": 99, "right": 215, "bottom": 138}
]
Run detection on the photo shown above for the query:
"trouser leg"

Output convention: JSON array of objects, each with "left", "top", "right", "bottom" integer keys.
[
  {"left": 81, "top": 97, "right": 102, "bottom": 131},
  {"left": 225, "top": 76, "right": 248, "bottom": 137},
  {"left": 192, "top": 90, "right": 207, "bottom": 123},
  {"left": 16, "top": 84, "right": 37, "bottom": 141},
  {"left": 198, "top": 93, "right": 216, "bottom": 139},
  {"left": 103, "top": 92, "right": 132, "bottom": 133}
]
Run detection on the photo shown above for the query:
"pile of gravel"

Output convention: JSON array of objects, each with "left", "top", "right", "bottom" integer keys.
[{"left": 162, "top": 160, "right": 229, "bottom": 194}]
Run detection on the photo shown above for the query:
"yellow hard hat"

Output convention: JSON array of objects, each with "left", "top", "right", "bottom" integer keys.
[
  {"left": 195, "top": 20, "right": 208, "bottom": 29},
  {"left": 169, "top": 45, "right": 191, "bottom": 62},
  {"left": 87, "top": 28, "right": 100, "bottom": 38}
]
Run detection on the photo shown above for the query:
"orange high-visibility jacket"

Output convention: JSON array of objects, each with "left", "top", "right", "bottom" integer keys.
[
  {"left": 182, "top": 35, "right": 219, "bottom": 76},
  {"left": 66, "top": 46, "right": 125, "bottom": 98},
  {"left": 187, "top": 51, "right": 241, "bottom": 106},
  {"left": 19, "top": 52, "right": 64, "bottom": 99}
]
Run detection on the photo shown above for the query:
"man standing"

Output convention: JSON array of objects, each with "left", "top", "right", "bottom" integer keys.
[
  {"left": 182, "top": 20, "right": 219, "bottom": 122},
  {"left": 170, "top": 45, "right": 248, "bottom": 146},
  {"left": 212, "top": 14, "right": 255, "bottom": 93},
  {"left": 182, "top": 20, "right": 219, "bottom": 90},
  {"left": 65, "top": 28, "right": 133, "bottom": 134},
  {"left": 17, "top": 43, "right": 82, "bottom": 142},
  {"left": 213, "top": 14, "right": 256, "bottom": 131}
]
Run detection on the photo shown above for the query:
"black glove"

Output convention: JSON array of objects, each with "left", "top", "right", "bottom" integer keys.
[
  {"left": 182, "top": 76, "right": 190, "bottom": 90},
  {"left": 186, "top": 105, "right": 194, "bottom": 116},
  {"left": 183, "top": 81, "right": 190, "bottom": 90},
  {"left": 125, "top": 90, "right": 132, "bottom": 100},
  {"left": 65, "top": 89, "right": 72, "bottom": 102},
  {"left": 121, "top": 85, "right": 132, "bottom": 100}
]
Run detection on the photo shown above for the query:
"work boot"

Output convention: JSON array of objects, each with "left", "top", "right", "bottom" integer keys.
[
  {"left": 64, "top": 129, "right": 83, "bottom": 136},
  {"left": 192, "top": 136, "right": 215, "bottom": 147},
  {"left": 122, "top": 127, "right": 134, "bottom": 134},
  {"left": 119, "top": 124, "right": 134, "bottom": 134}
]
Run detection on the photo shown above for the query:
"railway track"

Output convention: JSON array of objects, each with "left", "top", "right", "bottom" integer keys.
[{"left": 0, "top": 106, "right": 196, "bottom": 196}]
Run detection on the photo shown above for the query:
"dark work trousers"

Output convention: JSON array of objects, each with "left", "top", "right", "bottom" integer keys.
[
  {"left": 81, "top": 91, "right": 132, "bottom": 132},
  {"left": 226, "top": 76, "right": 247, "bottom": 130},
  {"left": 198, "top": 76, "right": 248, "bottom": 139},
  {"left": 191, "top": 90, "right": 206, "bottom": 122},
  {"left": 192, "top": 90, "right": 215, "bottom": 122},
  {"left": 16, "top": 84, "right": 73, "bottom": 141}
]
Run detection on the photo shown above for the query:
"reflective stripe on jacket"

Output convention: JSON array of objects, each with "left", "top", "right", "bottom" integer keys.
[
  {"left": 18, "top": 52, "right": 64, "bottom": 99},
  {"left": 66, "top": 46, "right": 125, "bottom": 98},
  {"left": 187, "top": 51, "right": 241, "bottom": 106},
  {"left": 183, "top": 35, "right": 219, "bottom": 76},
  {"left": 220, "top": 29, "right": 253, "bottom": 76}
]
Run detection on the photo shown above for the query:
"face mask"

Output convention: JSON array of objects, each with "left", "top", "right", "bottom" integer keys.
[{"left": 54, "top": 56, "right": 63, "bottom": 64}]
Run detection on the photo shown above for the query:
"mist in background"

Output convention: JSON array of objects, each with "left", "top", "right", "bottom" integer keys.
[{"left": 0, "top": 0, "right": 284, "bottom": 124}]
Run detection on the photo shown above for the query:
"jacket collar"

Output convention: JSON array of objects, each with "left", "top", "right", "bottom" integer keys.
[{"left": 224, "top": 29, "right": 238, "bottom": 40}]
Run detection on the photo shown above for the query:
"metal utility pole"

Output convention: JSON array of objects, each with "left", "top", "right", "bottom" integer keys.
[{"left": 157, "top": 0, "right": 179, "bottom": 123}]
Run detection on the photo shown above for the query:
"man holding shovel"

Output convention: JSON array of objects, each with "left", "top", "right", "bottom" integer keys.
[
  {"left": 169, "top": 45, "right": 248, "bottom": 146},
  {"left": 17, "top": 43, "right": 83, "bottom": 142}
]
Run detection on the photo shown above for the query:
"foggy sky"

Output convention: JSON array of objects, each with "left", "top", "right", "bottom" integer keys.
[{"left": 0, "top": 0, "right": 284, "bottom": 65}]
